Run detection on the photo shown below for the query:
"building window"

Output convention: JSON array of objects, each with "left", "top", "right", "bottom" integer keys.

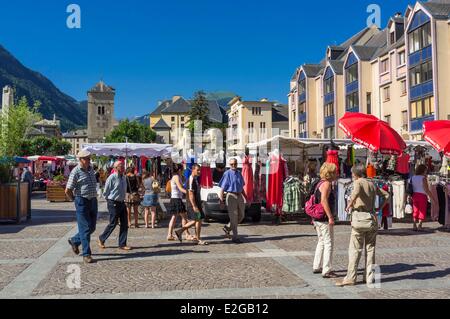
[
  {"left": 384, "top": 115, "right": 391, "bottom": 125},
  {"left": 260, "top": 122, "right": 266, "bottom": 135},
  {"left": 181, "top": 124, "right": 185, "bottom": 129},
  {"left": 171, "top": 117, "right": 175, "bottom": 122},
  {"left": 367, "top": 93, "right": 372, "bottom": 115},
  {"left": 402, "top": 111, "right": 408, "bottom": 131},
  {"left": 299, "top": 122, "right": 306, "bottom": 133},
  {"left": 380, "top": 59, "right": 389, "bottom": 74},
  {"left": 345, "top": 64, "right": 358, "bottom": 84},
  {"left": 383, "top": 86, "right": 391, "bottom": 102},
  {"left": 248, "top": 122, "right": 254, "bottom": 133},
  {"left": 298, "top": 79, "right": 306, "bottom": 96},
  {"left": 401, "top": 80, "right": 407, "bottom": 95},
  {"left": 324, "top": 103, "right": 334, "bottom": 117},
  {"left": 252, "top": 107, "right": 262, "bottom": 115},
  {"left": 293, "top": 130, "right": 297, "bottom": 138},
  {"left": 346, "top": 92, "right": 359, "bottom": 111},
  {"left": 410, "top": 96, "right": 434, "bottom": 119},
  {"left": 398, "top": 51, "right": 406, "bottom": 66},
  {"left": 324, "top": 126, "right": 335, "bottom": 139},
  {"left": 409, "top": 61, "right": 433, "bottom": 87},
  {"left": 390, "top": 32, "right": 395, "bottom": 45},
  {"left": 324, "top": 77, "right": 334, "bottom": 94},
  {"left": 408, "top": 22, "right": 431, "bottom": 54},
  {"left": 299, "top": 102, "right": 306, "bottom": 114},
  {"left": 181, "top": 116, "right": 185, "bottom": 122},
  {"left": 292, "top": 110, "right": 296, "bottom": 121}
]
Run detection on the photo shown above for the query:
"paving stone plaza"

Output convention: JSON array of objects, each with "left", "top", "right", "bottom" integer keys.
[{"left": 1, "top": 193, "right": 450, "bottom": 300}]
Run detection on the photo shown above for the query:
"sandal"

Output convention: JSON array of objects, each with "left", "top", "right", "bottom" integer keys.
[
  {"left": 167, "top": 236, "right": 176, "bottom": 241},
  {"left": 323, "top": 272, "right": 339, "bottom": 279},
  {"left": 197, "top": 240, "right": 209, "bottom": 246}
]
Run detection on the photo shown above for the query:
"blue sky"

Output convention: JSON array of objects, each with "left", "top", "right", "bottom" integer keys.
[{"left": 0, "top": 0, "right": 413, "bottom": 119}]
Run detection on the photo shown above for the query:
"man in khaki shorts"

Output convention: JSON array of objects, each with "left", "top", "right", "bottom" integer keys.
[{"left": 219, "top": 158, "right": 247, "bottom": 244}]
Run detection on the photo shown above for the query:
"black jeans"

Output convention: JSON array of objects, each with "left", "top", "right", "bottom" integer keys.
[{"left": 99, "top": 200, "right": 128, "bottom": 247}]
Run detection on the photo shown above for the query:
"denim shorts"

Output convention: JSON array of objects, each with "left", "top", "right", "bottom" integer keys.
[{"left": 142, "top": 194, "right": 158, "bottom": 207}]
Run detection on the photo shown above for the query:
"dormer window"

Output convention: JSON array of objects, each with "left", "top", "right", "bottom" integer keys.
[{"left": 390, "top": 32, "right": 395, "bottom": 45}]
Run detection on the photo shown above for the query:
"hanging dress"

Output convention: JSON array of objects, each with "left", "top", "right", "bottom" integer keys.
[
  {"left": 200, "top": 163, "right": 213, "bottom": 189},
  {"left": 242, "top": 156, "right": 254, "bottom": 204},
  {"left": 266, "top": 154, "right": 287, "bottom": 215}
]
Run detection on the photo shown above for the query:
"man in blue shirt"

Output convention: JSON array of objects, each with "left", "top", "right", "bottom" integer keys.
[
  {"left": 98, "top": 161, "right": 132, "bottom": 251},
  {"left": 219, "top": 158, "right": 247, "bottom": 244}
]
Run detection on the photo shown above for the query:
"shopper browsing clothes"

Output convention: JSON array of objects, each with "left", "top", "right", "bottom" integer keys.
[
  {"left": 336, "top": 165, "right": 389, "bottom": 287},
  {"left": 410, "top": 164, "right": 436, "bottom": 232},
  {"left": 219, "top": 158, "right": 247, "bottom": 244},
  {"left": 98, "top": 161, "right": 131, "bottom": 251},
  {"left": 175, "top": 164, "right": 208, "bottom": 245},
  {"left": 167, "top": 164, "right": 194, "bottom": 241},
  {"left": 141, "top": 171, "right": 160, "bottom": 229},
  {"left": 126, "top": 167, "right": 141, "bottom": 228},
  {"left": 312, "top": 163, "right": 338, "bottom": 279},
  {"left": 66, "top": 150, "right": 99, "bottom": 264}
]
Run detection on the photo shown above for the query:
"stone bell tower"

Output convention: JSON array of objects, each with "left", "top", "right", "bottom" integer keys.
[
  {"left": 87, "top": 81, "right": 115, "bottom": 143},
  {"left": 1, "top": 85, "right": 14, "bottom": 116}
]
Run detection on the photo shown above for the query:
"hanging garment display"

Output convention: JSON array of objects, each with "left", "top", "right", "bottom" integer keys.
[
  {"left": 387, "top": 155, "right": 397, "bottom": 172},
  {"left": 367, "top": 164, "right": 376, "bottom": 178},
  {"left": 326, "top": 150, "right": 339, "bottom": 174},
  {"left": 337, "top": 179, "right": 352, "bottom": 222},
  {"left": 437, "top": 184, "right": 447, "bottom": 226},
  {"left": 242, "top": 156, "right": 254, "bottom": 204},
  {"left": 392, "top": 180, "right": 406, "bottom": 219},
  {"left": 253, "top": 161, "right": 261, "bottom": 203},
  {"left": 200, "top": 164, "right": 213, "bottom": 189},
  {"left": 282, "top": 177, "right": 302, "bottom": 214},
  {"left": 430, "top": 183, "right": 440, "bottom": 221},
  {"left": 440, "top": 157, "right": 449, "bottom": 176},
  {"left": 396, "top": 153, "right": 410, "bottom": 176},
  {"left": 259, "top": 162, "right": 267, "bottom": 205},
  {"left": 266, "top": 154, "right": 287, "bottom": 215}
]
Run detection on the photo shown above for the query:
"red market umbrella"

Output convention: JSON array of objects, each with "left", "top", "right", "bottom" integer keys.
[
  {"left": 423, "top": 120, "right": 450, "bottom": 157},
  {"left": 338, "top": 112, "right": 406, "bottom": 155}
]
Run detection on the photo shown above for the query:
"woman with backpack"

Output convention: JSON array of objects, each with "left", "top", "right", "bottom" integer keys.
[
  {"left": 141, "top": 171, "right": 160, "bottom": 229},
  {"left": 311, "top": 163, "right": 338, "bottom": 279}
]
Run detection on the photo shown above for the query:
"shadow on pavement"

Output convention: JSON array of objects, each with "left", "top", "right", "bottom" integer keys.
[{"left": 94, "top": 249, "right": 208, "bottom": 261}]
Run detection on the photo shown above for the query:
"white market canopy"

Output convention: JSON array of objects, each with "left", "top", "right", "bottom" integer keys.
[
  {"left": 81, "top": 143, "right": 173, "bottom": 158},
  {"left": 246, "top": 136, "right": 437, "bottom": 157}
]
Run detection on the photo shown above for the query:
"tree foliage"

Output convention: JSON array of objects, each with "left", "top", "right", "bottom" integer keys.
[
  {"left": 0, "top": 96, "right": 42, "bottom": 157},
  {"left": 19, "top": 137, "right": 72, "bottom": 156},
  {"left": 105, "top": 119, "right": 157, "bottom": 143},
  {"left": 187, "top": 91, "right": 211, "bottom": 132}
]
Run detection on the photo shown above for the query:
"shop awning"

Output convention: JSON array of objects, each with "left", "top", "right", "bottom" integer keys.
[
  {"left": 81, "top": 143, "right": 173, "bottom": 158},
  {"left": 26, "top": 156, "right": 61, "bottom": 162}
]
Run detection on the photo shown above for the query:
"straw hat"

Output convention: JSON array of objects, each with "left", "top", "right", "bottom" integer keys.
[{"left": 77, "top": 150, "right": 91, "bottom": 159}]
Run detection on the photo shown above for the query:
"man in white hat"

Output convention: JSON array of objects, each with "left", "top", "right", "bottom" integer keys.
[{"left": 66, "top": 150, "right": 99, "bottom": 264}]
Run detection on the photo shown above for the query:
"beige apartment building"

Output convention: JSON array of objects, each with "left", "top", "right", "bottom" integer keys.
[
  {"left": 227, "top": 97, "right": 289, "bottom": 152},
  {"left": 63, "top": 129, "right": 88, "bottom": 156},
  {"left": 149, "top": 96, "right": 227, "bottom": 145},
  {"left": 289, "top": 0, "right": 450, "bottom": 141}
]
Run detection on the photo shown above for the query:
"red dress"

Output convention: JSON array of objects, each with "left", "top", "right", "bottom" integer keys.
[
  {"left": 266, "top": 154, "right": 287, "bottom": 215},
  {"left": 242, "top": 156, "right": 254, "bottom": 204},
  {"left": 326, "top": 150, "right": 339, "bottom": 174},
  {"left": 200, "top": 164, "right": 213, "bottom": 189}
]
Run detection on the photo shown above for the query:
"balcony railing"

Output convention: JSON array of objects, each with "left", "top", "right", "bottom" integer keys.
[
  {"left": 299, "top": 132, "right": 308, "bottom": 139},
  {"left": 410, "top": 114, "right": 435, "bottom": 132},
  {"left": 410, "top": 81, "right": 433, "bottom": 100},
  {"left": 324, "top": 92, "right": 334, "bottom": 105},
  {"left": 299, "top": 112, "right": 307, "bottom": 123},
  {"left": 409, "top": 45, "right": 432, "bottom": 67},
  {"left": 325, "top": 116, "right": 335, "bottom": 128},
  {"left": 345, "top": 81, "right": 359, "bottom": 94},
  {"left": 345, "top": 106, "right": 359, "bottom": 113}
]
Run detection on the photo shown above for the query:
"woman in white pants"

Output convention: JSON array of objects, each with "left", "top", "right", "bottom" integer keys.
[{"left": 312, "top": 163, "right": 338, "bottom": 279}]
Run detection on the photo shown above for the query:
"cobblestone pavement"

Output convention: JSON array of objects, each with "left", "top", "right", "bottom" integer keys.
[{"left": 1, "top": 192, "right": 450, "bottom": 299}]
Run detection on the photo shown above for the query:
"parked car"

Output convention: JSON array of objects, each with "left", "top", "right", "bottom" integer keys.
[{"left": 200, "top": 185, "right": 262, "bottom": 223}]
